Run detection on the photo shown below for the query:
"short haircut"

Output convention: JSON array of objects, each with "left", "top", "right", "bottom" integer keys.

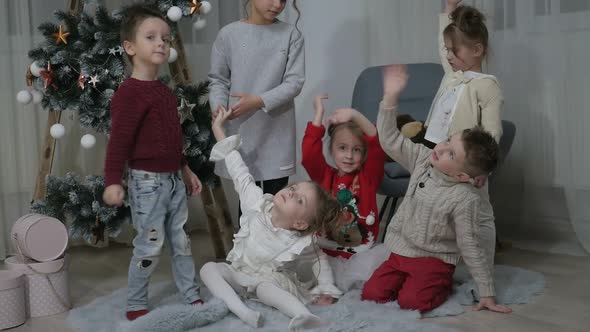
[
  {"left": 120, "top": 4, "right": 167, "bottom": 44},
  {"left": 461, "top": 127, "right": 499, "bottom": 176}
]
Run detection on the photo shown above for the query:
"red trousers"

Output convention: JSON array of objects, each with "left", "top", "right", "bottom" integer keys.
[{"left": 361, "top": 252, "right": 455, "bottom": 312}]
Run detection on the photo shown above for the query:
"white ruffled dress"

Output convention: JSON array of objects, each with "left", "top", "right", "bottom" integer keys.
[{"left": 210, "top": 135, "right": 342, "bottom": 304}]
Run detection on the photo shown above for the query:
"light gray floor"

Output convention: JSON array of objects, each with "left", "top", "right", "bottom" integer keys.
[{"left": 3, "top": 231, "right": 590, "bottom": 332}]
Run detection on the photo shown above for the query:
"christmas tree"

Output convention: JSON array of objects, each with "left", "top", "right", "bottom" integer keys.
[
  {"left": 31, "top": 173, "right": 130, "bottom": 244},
  {"left": 25, "top": 0, "right": 214, "bottom": 242}
]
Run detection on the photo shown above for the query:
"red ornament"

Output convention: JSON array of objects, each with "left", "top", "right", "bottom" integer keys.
[
  {"left": 341, "top": 209, "right": 355, "bottom": 225},
  {"left": 78, "top": 73, "right": 86, "bottom": 90},
  {"left": 40, "top": 63, "right": 54, "bottom": 89}
]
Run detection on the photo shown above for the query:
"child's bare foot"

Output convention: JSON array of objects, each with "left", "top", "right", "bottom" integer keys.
[{"left": 288, "top": 314, "right": 330, "bottom": 330}]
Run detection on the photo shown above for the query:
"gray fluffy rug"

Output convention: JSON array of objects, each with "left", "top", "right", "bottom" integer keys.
[{"left": 67, "top": 264, "right": 544, "bottom": 332}]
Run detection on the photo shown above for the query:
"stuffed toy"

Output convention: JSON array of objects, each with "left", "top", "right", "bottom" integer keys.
[{"left": 396, "top": 114, "right": 436, "bottom": 149}]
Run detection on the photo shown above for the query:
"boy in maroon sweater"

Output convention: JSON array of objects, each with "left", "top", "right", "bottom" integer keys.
[{"left": 102, "top": 5, "right": 203, "bottom": 320}]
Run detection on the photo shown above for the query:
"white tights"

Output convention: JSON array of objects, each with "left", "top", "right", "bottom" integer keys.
[{"left": 200, "top": 262, "right": 328, "bottom": 329}]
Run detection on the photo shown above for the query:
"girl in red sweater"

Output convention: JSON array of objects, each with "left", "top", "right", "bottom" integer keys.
[{"left": 302, "top": 95, "right": 385, "bottom": 260}]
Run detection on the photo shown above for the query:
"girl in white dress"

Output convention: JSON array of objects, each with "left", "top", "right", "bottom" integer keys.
[{"left": 200, "top": 106, "right": 343, "bottom": 330}]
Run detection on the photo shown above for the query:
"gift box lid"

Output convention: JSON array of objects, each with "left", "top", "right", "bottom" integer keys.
[{"left": 4, "top": 256, "right": 65, "bottom": 275}]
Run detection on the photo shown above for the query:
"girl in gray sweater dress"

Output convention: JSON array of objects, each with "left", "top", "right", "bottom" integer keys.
[{"left": 208, "top": 0, "right": 305, "bottom": 195}]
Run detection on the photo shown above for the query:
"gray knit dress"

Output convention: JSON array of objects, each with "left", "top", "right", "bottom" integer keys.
[{"left": 208, "top": 20, "right": 305, "bottom": 181}]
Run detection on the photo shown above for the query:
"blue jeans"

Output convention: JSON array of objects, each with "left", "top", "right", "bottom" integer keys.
[{"left": 126, "top": 169, "right": 200, "bottom": 311}]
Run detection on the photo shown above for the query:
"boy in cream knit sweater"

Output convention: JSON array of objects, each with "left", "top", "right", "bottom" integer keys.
[{"left": 361, "top": 65, "right": 511, "bottom": 314}]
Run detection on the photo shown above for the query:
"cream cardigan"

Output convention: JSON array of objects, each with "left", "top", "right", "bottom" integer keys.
[{"left": 425, "top": 14, "right": 503, "bottom": 143}]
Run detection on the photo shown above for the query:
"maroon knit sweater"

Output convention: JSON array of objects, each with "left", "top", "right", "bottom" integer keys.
[{"left": 104, "top": 78, "right": 184, "bottom": 187}]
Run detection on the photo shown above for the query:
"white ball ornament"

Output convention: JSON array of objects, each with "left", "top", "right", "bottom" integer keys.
[
  {"left": 193, "top": 17, "right": 207, "bottom": 30},
  {"left": 31, "top": 90, "right": 43, "bottom": 104},
  {"left": 50, "top": 124, "right": 66, "bottom": 139},
  {"left": 167, "top": 6, "right": 183, "bottom": 22},
  {"left": 80, "top": 134, "right": 96, "bottom": 149},
  {"left": 17, "top": 90, "right": 33, "bottom": 104},
  {"left": 200, "top": 1, "right": 212, "bottom": 15},
  {"left": 168, "top": 47, "right": 178, "bottom": 63},
  {"left": 30, "top": 61, "right": 43, "bottom": 77},
  {"left": 366, "top": 214, "right": 375, "bottom": 226}
]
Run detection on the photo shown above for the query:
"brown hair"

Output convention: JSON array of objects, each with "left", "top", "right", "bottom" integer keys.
[
  {"left": 120, "top": 4, "right": 167, "bottom": 44},
  {"left": 299, "top": 181, "right": 342, "bottom": 236},
  {"left": 461, "top": 127, "right": 499, "bottom": 176},
  {"left": 443, "top": 5, "right": 488, "bottom": 57},
  {"left": 328, "top": 122, "right": 368, "bottom": 163},
  {"left": 243, "top": 0, "right": 301, "bottom": 31}
]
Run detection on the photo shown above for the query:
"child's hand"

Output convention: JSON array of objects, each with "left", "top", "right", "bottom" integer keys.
[
  {"left": 327, "top": 108, "right": 358, "bottom": 126},
  {"left": 229, "top": 93, "right": 263, "bottom": 120},
  {"left": 446, "top": 0, "right": 462, "bottom": 13},
  {"left": 314, "top": 94, "right": 328, "bottom": 113},
  {"left": 383, "top": 65, "right": 409, "bottom": 102},
  {"left": 212, "top": 105, "right": 223, "bottom": 120},
  {"left": 472, "top": 174, "right": 488, "bottom": 188},
  {"left": 329, "top": 107, "right": 377, "bottom": 137},
  {"left": 313, "top": 294, "right": 336, "bottom": 306},
  {"left": 474, "top": 296, "right": 512, "bottom": 313},
  {"left": 312, "top": 94, "right": 328, "bottom": 126},
  {"left": 182, "top": 165, "right": 202, "bottom": 196},
  {"left": 103, "top": 184, "right": 125, "bottom": 206},
  {"left": 211, "top": 106, "right": 232, "bottom": 141}
]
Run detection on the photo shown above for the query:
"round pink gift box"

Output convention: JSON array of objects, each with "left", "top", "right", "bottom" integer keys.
[
  {"left": 11, "top": 213, "right": 68, "bottom": 262},
  {"left": 0, "top": 270, "right": 26, "bottom": 329},
  {"left": 5, "top": 256, "right": 70, "bottom": 317}
]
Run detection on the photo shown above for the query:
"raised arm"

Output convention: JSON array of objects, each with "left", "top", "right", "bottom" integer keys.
[
  {"left": 312, "top": 94, "right": 327, "bottom": 127},
  {"left": 210, "top": 107, "right": 263, "bottom": 211},
  {"left": 360, "top": 132, "right": 386, "bottom": 186},
  {"left": 302, "top": 95, "right": 330, "bottom": 182},
  {"left": 445, "top": 0, "right": 462, "bottom": 14},
  {"left": 327, "top": 108, "right": 376, "bottom": 137},
  {"left": 439, "top": 0, "right": 462, "bottom": 74},
  {"left": 377, "top": 65, "right": 427, "bottom": 172}
]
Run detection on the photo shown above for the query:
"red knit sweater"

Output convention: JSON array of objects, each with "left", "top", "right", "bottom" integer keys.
[
  {"left": 104, "top": 78, "right": 184, "bottom": 187},
  {"left": 302, "top": 122, "right": 386, "bottom": 259}
]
